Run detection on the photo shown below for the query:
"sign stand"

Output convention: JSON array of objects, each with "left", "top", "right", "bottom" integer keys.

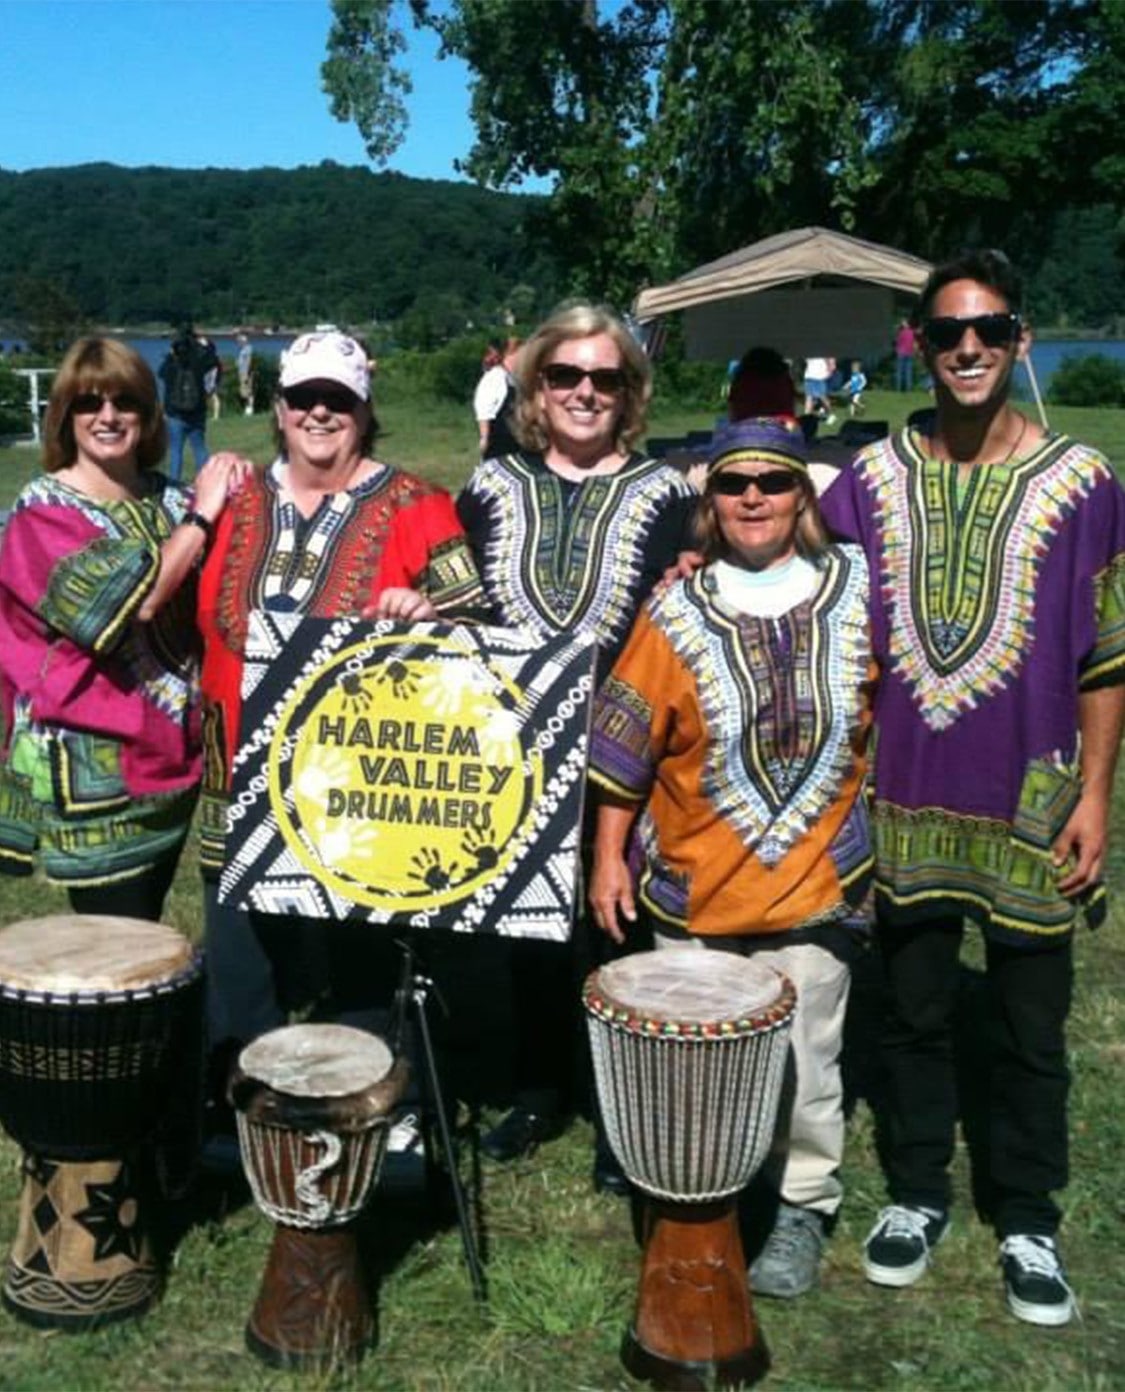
[{"left": 390, "top": 935, "right": 488, "bottom": 1304}]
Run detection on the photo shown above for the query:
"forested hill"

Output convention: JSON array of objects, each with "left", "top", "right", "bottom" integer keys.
[{"left": 0, "top": 163, "right": 557, "bottom": 329}]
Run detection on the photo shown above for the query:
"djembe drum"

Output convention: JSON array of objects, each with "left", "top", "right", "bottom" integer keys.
[
  {"left": 584, "top": 948, "right": 796, "bottom": 1390},
  {"left": 0, "top": 915, "right": 204, "bottom": 1329},
  {"left": 229, "top": 1022, "right": 408, "bottom": 1369}
]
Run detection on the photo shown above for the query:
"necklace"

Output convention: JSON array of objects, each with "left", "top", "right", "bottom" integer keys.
[{"left": 923, "top": 414, "right": 1028, "bottom": 468}]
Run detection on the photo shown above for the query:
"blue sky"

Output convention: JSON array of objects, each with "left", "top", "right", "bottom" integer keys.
[{"left": 0, "top": 0, "right": 496, "bottom": 184}]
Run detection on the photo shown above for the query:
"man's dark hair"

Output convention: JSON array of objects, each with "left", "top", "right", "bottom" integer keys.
[{"left": 917, "top": 249, "right": 1024, "bottom": 322}]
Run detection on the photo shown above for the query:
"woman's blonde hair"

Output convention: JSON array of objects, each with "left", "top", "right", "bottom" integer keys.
[
  {"left": 513, "top": 302, "right": 652, "bottom": 455},
  {"left": 42, "top": 337, "right": 166, "bottom": 473}
]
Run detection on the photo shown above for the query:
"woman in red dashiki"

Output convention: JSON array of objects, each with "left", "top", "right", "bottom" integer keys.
[{"left": 197, "top": 330, "right": 484, "bottom": 1115}]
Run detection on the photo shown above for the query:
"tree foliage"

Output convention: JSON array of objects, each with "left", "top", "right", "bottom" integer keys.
[{"left": 322, "top": 0, "right": 1124, "bottom": 306}]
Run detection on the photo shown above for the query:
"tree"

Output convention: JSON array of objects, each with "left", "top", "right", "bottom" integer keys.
[
  {"left": 322, "top": 1, "right": 1124, "bottom": 304},
  {"left": 321, "top": 0, "right": 415, "bottom": 165}
]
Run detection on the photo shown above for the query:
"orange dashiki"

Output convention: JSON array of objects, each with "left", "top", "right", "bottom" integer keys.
[{"left": 588, "top": 547, "right": 877, "bottom": 937}]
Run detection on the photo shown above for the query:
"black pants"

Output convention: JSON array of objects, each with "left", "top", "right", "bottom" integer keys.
[
  {"left": 67, "top": 847, "right": 181, "bottom": 923},
  {"left": 878, "top": 915, "right": 1072, "bottom": 1237}
]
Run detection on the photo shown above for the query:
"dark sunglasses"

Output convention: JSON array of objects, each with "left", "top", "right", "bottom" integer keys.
[
  {"left": 71, "top": 391, "right": 145, "bottom": 416},
  {"left": 281, "top": 385, "right": 360, "bottom": 414},
  {"left": 922, "top": 312, "right": 1021, "bottom": 352},
  {"left": 710, "top": 469, "right": 801, "bottom": 497},
  {"left": 541, "top": 363, "right": 627, "bottom": 396}
]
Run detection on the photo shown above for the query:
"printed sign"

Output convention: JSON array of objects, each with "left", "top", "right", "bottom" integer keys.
[{"left": 219, "top": 613, "right": 596, "bottom": 940}]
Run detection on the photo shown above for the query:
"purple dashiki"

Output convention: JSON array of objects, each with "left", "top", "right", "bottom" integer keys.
[
  {"left": 821, "top": 428, "right": 1125, "bottom": 945},
  {"left": 0, "top": 473, "right": 202, "bottom": 887}
]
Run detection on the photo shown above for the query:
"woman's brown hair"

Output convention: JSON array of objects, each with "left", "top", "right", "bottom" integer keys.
[{"left": 42, "top": 337, "right": 166, "bottom": 473}]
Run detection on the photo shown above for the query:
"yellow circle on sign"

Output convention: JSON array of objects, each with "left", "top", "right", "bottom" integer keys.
[{"left": 267, "top": 636, "right": 541, "bottom": 912}]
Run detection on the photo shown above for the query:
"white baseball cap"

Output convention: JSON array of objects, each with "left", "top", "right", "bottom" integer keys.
[{"left": 279, "top": 330, "right": 370, "bottom": 402}]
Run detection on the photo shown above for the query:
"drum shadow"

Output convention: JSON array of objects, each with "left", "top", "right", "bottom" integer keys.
[
  {"left": 840, "top": 946, "right": 995, "bottom": 1225},
  {"left": 359, "top": 1117, "right": 490, "bottom": 1291}
]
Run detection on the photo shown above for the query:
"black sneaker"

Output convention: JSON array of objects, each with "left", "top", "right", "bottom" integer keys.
[
  {"left": 999, "top": 1235, "right": 1076, "bottom": 1327},
  {"left": 863, "top": 1204, "right": 949, "bottom": 1287},
  {"left": 481, "top": 1107, "right": 562, "bottom": 1162}
]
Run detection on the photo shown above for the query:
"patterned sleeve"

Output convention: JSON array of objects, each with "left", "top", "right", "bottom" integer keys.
[
  {"left": 588, "top": 606, "right": 682, "bottom": 800},
  {"left": 3, "top": 503, "right": 158, "bottom": 655},
  {"left": 400, "top": 488, "right": 487, "bottom": 616},
  {"left": 1079, "top": 471, "right": 1125, "bottom": 691}
]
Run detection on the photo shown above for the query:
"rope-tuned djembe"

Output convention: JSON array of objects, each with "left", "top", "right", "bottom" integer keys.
[
  {"left": 584, "top": 948, "right": 795, "bottom": 1389},
  {"left": 229, "top": 1022, "right": 408, "bottom": 1369},
  {"left": 0, "top": 915, "right": 204, "bottom": 1329}
]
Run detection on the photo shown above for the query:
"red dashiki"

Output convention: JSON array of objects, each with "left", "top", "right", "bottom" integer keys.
[{"left": 197, "top": 459, "right": 484, "bottom": 875}]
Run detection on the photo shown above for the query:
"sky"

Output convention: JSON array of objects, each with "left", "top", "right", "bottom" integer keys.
[{"left": 0, "top": 0, "right": 499, "bottom": 185}]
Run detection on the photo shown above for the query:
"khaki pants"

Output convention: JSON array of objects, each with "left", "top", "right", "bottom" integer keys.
[{"left": 654, "top": 931, "right": 851, "bottom": 1216}]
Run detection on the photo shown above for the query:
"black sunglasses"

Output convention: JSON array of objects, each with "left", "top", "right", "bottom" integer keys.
[
  {"left": 282, "top": 385, "right": 360, "bottom": 414},
  {"left": 922, "top": 312, "right": 1021, "bottom": 352},
  {"left": 541, "top": 363, "right": 627, "bottom": 396},
  {"left": 71, "top": 391, "right": 145, "bottom": 416},
  {"left": 710, "top": 469, "right": 802, "bottom": 497}
]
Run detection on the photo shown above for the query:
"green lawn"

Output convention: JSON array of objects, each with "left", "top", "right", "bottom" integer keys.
[{"left": 0, "top": 387, "right": 1121, "bottom": 1388}]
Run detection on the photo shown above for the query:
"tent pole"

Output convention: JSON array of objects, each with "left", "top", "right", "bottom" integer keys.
[{"left": 1024, "top": 357, "right": 1049, "bottom": 430}]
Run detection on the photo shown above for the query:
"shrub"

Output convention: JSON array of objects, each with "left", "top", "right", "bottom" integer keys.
[{"left": 1048, "top": 354, "right": 1125, "bottom": 408}]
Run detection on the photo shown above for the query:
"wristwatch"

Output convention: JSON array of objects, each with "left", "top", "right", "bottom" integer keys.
[{"left": 183, "top": 510, "right": 214, "bottom": 542}]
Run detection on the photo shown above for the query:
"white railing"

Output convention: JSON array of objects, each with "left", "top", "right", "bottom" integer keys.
[{"left": 12, "top": 367, "right": 55, "bottom": 444}]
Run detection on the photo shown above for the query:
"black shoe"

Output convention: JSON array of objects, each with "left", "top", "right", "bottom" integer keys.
[
  {"left": 592, "top": 1133, "right": 631, "bottom": 1196},
  {"left": 999, "top": 1234, "right": 1076, "bottom": 1326},
  {"left": 593, "top": 1154, "right": 631, "bottom": 1197},
  {"left": 481, "top": 1107, "right": 560, "bottom": 1162}
]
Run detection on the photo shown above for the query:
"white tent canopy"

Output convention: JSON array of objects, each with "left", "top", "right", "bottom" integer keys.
[{"left": 633, "top": 226, "right": 932, "bottom": 363}]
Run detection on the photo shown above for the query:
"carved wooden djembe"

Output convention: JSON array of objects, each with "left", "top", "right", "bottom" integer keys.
[
  {"left": 584, "top": 948, "right": 795, "bottom": 1390},
  {"left": 229, "top": 1022, "right": 408, "bottom": 1369},
  {"left": 0, "top": 915, "right": 203, "bottom": 1329}
]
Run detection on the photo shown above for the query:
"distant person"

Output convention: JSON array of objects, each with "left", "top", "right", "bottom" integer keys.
[
  {"left": 804, "top": 355, "right": 836, "bottom": 422},
  {"left": 0, "top": 337, "right": 246, "bottom": 920},
  {"left": 473, "top": 336, "right": 522, "bottom": 458},
  {"left": 727, "top": 345, "right": 798, "bottom": 421},
  {"left": 894, "top": 318, "right": 917, "bottom": 392},
  {"left": 844, "top": 360, "right": 868, "bottom": 416},
  {"left": 159, "top": 321, "right": 220, "bottom": 482},
  {"left": 236, "top": 333, "right": 255, "bottom": 416},
  {"left": 200, "top": 333, "right": 222, "bottom": 421}
]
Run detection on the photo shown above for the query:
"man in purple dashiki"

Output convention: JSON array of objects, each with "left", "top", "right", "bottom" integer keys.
[{"left": 821, "top": 249, "right": 1125, "bottom": 1328}]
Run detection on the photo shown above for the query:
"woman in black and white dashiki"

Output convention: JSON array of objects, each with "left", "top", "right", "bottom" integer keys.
[{"left": 456, "top": 302, "right": 697, "bottom": 1187}]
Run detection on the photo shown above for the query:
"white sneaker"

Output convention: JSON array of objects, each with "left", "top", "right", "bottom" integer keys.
[
  {"left": 386, "top": 1112, "right": 424, "bottom": 1156},
  {"left": 1000, "top": 1235, "right": 1077, "bottom": 1327}
]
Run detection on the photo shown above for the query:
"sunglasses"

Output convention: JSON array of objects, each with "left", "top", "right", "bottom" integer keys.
[
  {"left": 71, "top": 391, "right": 145, "bottom": 416},
  {"left": 281, "top": 385, "right": 360, "bottom": 414},
  {"left": 922, "top": 312, "right": 1021, "bottom": 352},
  {"left": 710, "top": 469, "right": 802, "bottom": 497},
  {"left": 541, "top": 363, "right": 627, "bottom": 396}
]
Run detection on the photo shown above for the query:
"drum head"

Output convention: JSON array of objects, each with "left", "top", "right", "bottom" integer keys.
[
  {"left": 238, "top": 1024, "right": 394, "bottom": 1099},
  {"left": 0, "top": 916, "right": 196, "bottom": 995},
  {"left": 588, "top": 948, "right": 787, "bottom": 1031}
]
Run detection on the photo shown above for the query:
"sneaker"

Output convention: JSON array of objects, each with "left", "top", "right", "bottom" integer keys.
[
  {"left": 863, "top": 1204, "right": 949, "bottom": 1287},
  {"left": 481, "top": 1106, "right": 562, "bottom": 1162},
  {"left": 386, "top": 1112, "right": 424, "bottom": 1157},
  {"left": 1000, "top": 1235, "right": 1076, "bottom": 1327},
  {"left": 749, "top": 1202, "right": 825, "bottom": 1298}
]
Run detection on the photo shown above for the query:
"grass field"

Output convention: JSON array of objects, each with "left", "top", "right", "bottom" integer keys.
[{"left": 0, "top": 384, "right": 1121, "bottom": 1389}]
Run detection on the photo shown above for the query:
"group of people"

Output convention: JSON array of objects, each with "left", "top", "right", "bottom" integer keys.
[{"left": 0, "top": 246, "right": 1121, "bottom": 1336}]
